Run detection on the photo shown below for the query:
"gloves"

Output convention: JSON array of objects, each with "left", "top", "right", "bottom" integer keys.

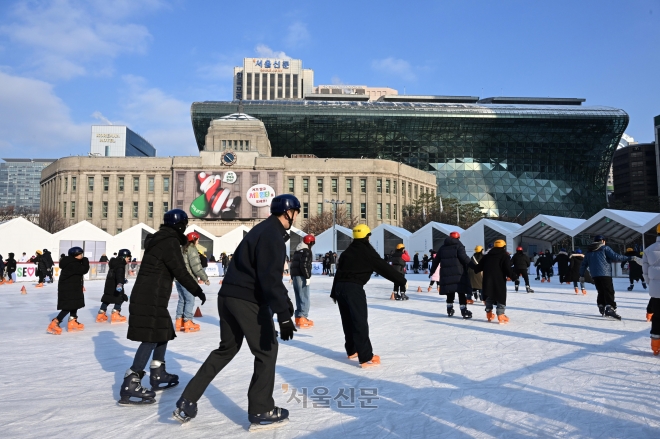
[
  {"left": 278, "top": 317, "right": 297, "bottom": 341},
  {"left": 288, "top": 298, "right": 294, "bottom": 316},
  {"left": 122, "top": 293, "right": 129, "bottom": 302},
  {"left": 192, "top": 287, "right": 206, "bottom": 305},
  {"left": 305, "top": 277, "right": 312, "bottom": 286},
  {"left": 428, "top": 273, "right": 432, "bottom": 278},
  {"left": 579, "top": 277, "right": 585, "bottom": 283},
  {"left": 204, "top": 279, "right": 211, "bottom": 285},
  {"left": 116, "top": 285, "right": 123, "bottom": 293}
]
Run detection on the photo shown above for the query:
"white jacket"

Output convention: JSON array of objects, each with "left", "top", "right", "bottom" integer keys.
[{"left": 642, "top": 237, "right": 660, "bottom": 299}]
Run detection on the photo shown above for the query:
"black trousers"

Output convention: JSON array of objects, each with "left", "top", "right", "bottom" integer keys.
[
  {"left": 181, "top": 296, "right": 278, "bottom": 415},
  {"left": 335, "top": 282, "right": 373, "bottom": 363},
  {"left": 56, "top": 309, "right": 78, "bottom": 321},
  {"left": 650, "top": 298, "right": 660, "bottom": 336},
  {"left": 446, "top": 291, "right": 467, "bottom": 306},
  {"left": 393, "top": 282, "right": 406, "bottom": 293},
  {"left": 514, "top": 269, "right": 530, "bottom": 286},
  {"left": 593, "top": 276, "right": 617, "bottom": 309}
]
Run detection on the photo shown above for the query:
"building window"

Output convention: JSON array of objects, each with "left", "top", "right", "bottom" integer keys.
[
  {"left": 133, "top": 177, "right": 139, "bottom": 192},
  {"left": 393, "top": 180, "right": 397, "bottom": 195},
  {"left": 386, "top": 203, "right": 391, "bottom": 219},
  {"left": 132, "top": 202, "right": 138, "bottom": 218},
  {"left": 331, "top": 178, "right": 338, "bottom": 193},
  {"left": 63, "top": 202, "right": 67, "bottom": 217},
  {"left": 163, "top": 177, "right": 170, "bottom": 193},
  {"left": 303, "top": 178, "right": 309, "bottom": 193},
  {"left": 377, "top": 179, "right": 382, "bottom": 193},
  {"left": 87, "top": 201, "right": 93, "bottom": 218},
  {"left": 360, "top": 179, "right": 367, "bottom": 193},
  {"left": 117, "top": 202, "right": 123, "bottom": 218},
  {"left": 360, "top": 203, "right": 366, "bottom": 219},
  {"left": 147, "top": 202, "right": 153, "bottom": 218},
  {"left": 118, "top": 176, "right": 124, "bottom": 192},
  {"left": 222, "top": 140, "right": 226, "bottom": 148},
  {"left": 177, "top": 174, "right": 184, "bottom": 192},
  {"left": 414, "top": 185, "right": 418, "bottom": 198},
  {"left": 116, "top": 228, "right": 122, "bottom": 234},
  {"left": 303, "top": 202, "right": 309, "bottom": 218},
  {"left": 317, "top": 178, "right": 323, "bottom": 192},
  {"left": 71, "top": 177, "right": 77, "bottom": 191},
  {"left": 103, "top": 176, "right": 109, "bottom": 192},
  {"left": 288, "top": 178, "right": 295, "bottom": 193},
  {"left": 346, "top": 179, "right": 352, "bottom": 193},
  {"left": 386, "top": 180, "right": 390, "bottom": 194},
  {"left": 394, "top": 204, "right": 397, "bottom": 220},
  {"left": 102, "top": 201, "right": 108, "bottom": 218},
  {"left": 317, "top": 203, "right": 323, "bottom": 215},
  {"left": 88, "top": 176, "right": 94, "bottom": 191},
  {"left": 148, "top": 177, "right": 155, "bottom": 193},
  {"left": 245, "top": 140, "right": 250, "bottom": 149},
  {"left": 71, "top": 201, "right": 76, "bottom": 218},
  {"left": 163, "top": 202, "right": 169, "bottom": 212},
  {"left": 408, "top": 183, "right": 412, "bottom": 198},
  {"left": 346, "top": 203, "right": 352, "bottom": 216},
  {"left": 64, "top": 177, "right": 68, "bottom": 193},
  {"left": 377, "top": 203, "right": 382, "bottom": 219},
  {"left": 252, "top": 206, "right": 258, "bottom": 218},
  {"left": 176, "top": 200, "right": 183, "bottom": 209}
]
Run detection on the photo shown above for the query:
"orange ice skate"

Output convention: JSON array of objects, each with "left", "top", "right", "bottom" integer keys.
[
  {"left": 486, "top": 311, "right": 495, "bottom": 322},
  {"left": 47, "top": 318, "right": 62, "bottom": 335},
  {"left": 582, "top": 289, "right": 587, "bottom": 295},
  {"left": 35, "top": 283, "right": 44, "bottom": 288},
  {"left": 498, "top": 314, "right": 510, "bottom": 325},
  {"left": 574, "top": 287, "right": 579, "bottom": 294},
  {"left": 466, "top": 299, "right": 474, "bottom": 304},
  {"left": 175, "top": 317, "right": 183, "bottom": 331},
  {"left": 427, "top": 286, "right": 432, "bottom": 292},
  {"left": 360, "top": 354, "right": 381, "bottom": 368},
  {"left": 111, "top": 310, "right": 127, "bottom": 323},
  {"left": 647, "top": 313, "right": 653, "bottom": 322},
  {"left": 347, "top": 353, "right": 358, "bottom": 360},
  {"left": 295, "top": 317, "right": 313, "bottom": 328},
  {"left": 652, "top": 338, "right": 660, "bottom": 356},
  {"left": 96, "top": 311, "right": 108, "bottom": 323},
  {"left": 67, "top": 317, "right": 84, "bottom": 331},
  {"left": 6, "top": 279, "right": 13, "bottom": 284},
  {"left": 182, "top": 319, "right": 200, "bottom": 333}
]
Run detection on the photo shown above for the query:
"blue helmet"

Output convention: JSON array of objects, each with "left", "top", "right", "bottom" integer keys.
[
  {"left": 575, "top": 248, "right": 583, "bottom": 254},
  {"left": 68, "top": 246, "right": 84, "bottom": 256},
  {"left": 270, "top": 194, "right": 301, "bottom": 215},
  {"left": 117, "top": 249, "right": 131, "bottom": 258},
  {"left": 163, "top": 209, "right": 188, "bottom": 226},
  {"left": 560, "top": 248, "right": 566, "bottom": 252}
]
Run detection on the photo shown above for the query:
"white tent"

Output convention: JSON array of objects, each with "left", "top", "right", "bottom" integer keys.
[
  {"left": 183, "top": 224, "right": 219, "bottom": 258},
  {"left": 571, "top": 209, "right": 660, "bottom": 248},
  {"left": 370, "top": 224, "right": 412, "bottom": 258},
  {"left": 214, "top": 225, "right": 251, "bottom": 257},
  {"left": 511, "top": 215, "right": 586, "bottom": 254},
  {"left": 0, "top": 217, "right": 54, "bottom": 259},
  {"left": 315, "top": 225, "right": 353, "bottom": 257},
  {"left": 461, "top": 219, "right": 522, "bottom": 255},
  {"left": 110, "top": 223, "right": 156, "bottom": 260},
  {"left": 408, "top": 222, "right": 465, "bottom": 256},
  {"left": 287, "top": 226, "right": 308, "bottom": 259},
  {"left": 52, "top": 221, "right": 113, "bottom": 261}
]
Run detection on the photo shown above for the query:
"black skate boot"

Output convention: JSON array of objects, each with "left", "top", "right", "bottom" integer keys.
[
  {"left": 447, "top": 304, "right": 455, "bottom": 317},
  {"left": 400, "top": 292, "right": 409, "bottom": 301},
  {"left": 173, "top": 396, "right": 197, "bottom": 423},
  {"left": 627, "top": 284, "right": 634, "bottom": 291},
  {"left": 514, "top": 283, "right": 519, "bottom": 292},
  {"left": 643, "top": 282, "right": 648, "bottom": 289},
  {"left": 526, "top": 285, "right": 534, "bottom": 294},
  {"left": 604, "top": 305, "right": 621, "bottom": 320},
  {"left": 394, "top": 292, "right": 402, "bottom": 301},
  {"left": 598, "top": 304, "right": 605, "bottom": 316},
  {"left": 460, "top": 306, "right": 472, "bottom": 319},
  {"left": 150, "top": 360, "right": 179, "bottom": 391},
  {"left": 118, "top": 369, "right": 156, "bottom": 405},
  {"left": 248, "top": 406, "right": 290, "bottom": 431}
]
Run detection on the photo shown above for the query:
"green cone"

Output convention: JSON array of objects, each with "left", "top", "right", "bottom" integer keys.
[{"left": 190, "top": 194, "right": 209, "bottom": 218}]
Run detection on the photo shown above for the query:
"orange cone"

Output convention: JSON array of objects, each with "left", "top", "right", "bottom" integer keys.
[
  {"left": 194, "top": 307, "right": 203, "bottom": 318},
  {"left": 20, "top": 285, "right": 27, "bottom": 295},
  {"left": 219, "top": 279, "right": 223, "bottom": 285},
  {"left": 417, "top": 286, "right": 422, "bottom": 292}
]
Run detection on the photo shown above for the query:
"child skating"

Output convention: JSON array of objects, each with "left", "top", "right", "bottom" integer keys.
[
  {"left": 46, "top": 247, "right": 89, "bottom": 335},
  {"left": 97, "top": 249, "right": 131, "bottom": 323}
]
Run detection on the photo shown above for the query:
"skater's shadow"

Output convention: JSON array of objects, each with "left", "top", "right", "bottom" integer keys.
[{"left": 92, "top": 331, "right": 135, "bottom": 399}]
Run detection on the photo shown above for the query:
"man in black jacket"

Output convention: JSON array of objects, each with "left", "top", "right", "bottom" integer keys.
[
  {"left": 331, "top": 224, "right": 406, "bottom": 369},
  {"left": 539, "top": 249, "right": 554, "bottom": 282},
  {"left": 429, "top": 232, "right": 474, "bottom": 319},
  {"left": 174, "top": 195, "right": 299, "bottom": 431},
  {"left": 553, "top": 248, "right": 570, "bottom": 284},
  {"left": 511, "top": 246, "right": 533, "bottom": 293},
  {"left": 291, "top": 234, "right": 315, "bottom": 328}
]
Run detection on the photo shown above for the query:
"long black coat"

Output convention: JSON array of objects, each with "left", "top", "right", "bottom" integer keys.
[
  {"left": 127, "top": 226, "right": 202, "bottom": 343},
  {"left": 473, "top": 247, "right": 516, "bottom": 305},
  {"left": 430, "top": 237, "right": 472, "bottom": 295},
  {"left": 538, "top": 253, "right": 554, "bottom": 270},
  {"left": 101, "top": 257, "right": 128, "bottom": 305},
  {"left": 5, "top": 255, "right": 16, "bottom": 275},
  {"left": 568, "top": 254, "right": 585, "bottom": 282},
  {"left": 553, "top": 252, "right": 570, "bottom": 276},
  {"left": 57, "top": 256, "right": 90, "bottom": 310}
]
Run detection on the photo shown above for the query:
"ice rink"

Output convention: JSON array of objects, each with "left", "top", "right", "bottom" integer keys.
[{"left": 2, "top": 274, "right": 658, "bottom": 438}]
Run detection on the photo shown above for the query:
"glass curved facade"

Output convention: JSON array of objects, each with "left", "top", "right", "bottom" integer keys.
[{"left": 191, "top": 101, "right": 628, "bottom": 218}]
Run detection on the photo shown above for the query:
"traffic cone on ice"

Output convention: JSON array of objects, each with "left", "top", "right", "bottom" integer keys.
[
  {"left": 21, "top": 285, "right": 27, "bottom": 295},
  {"left": 194, "top": 307, "right": 203, "bottom": 318},
  {"left": 219, "top": 279, "right": 223, "bottom": 285},
  {"left": 417, "top": 286, "right": 422, "bottom": 292}
]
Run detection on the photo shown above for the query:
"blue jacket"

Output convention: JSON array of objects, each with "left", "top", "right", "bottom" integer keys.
[{"left": 579, "top": 242, "right": 630, "bottom": 278}]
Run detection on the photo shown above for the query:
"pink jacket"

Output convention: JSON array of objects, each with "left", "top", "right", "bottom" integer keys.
[{"left": 430, "top": 263, "right": 440, "bottom": 282}]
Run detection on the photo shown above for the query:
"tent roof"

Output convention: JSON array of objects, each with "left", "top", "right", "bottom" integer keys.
[
  {"left": 53, "top": 220, "right": 112, "bottom": 238},
  {"left": 372, "top": 223, "right": 412, "bottom": 237},
  {"left": 513, "top": 215, "right": 586, "bottom": 243},
  {"left": 116, "top": 223, "right": 156, "bottom": 235},
  {"left": 316, "top": 225, "right": 353, "bottom": 238},
  {"left": 572, "top": 209, "right": 660, "bottom": 242},
  {"left": 289, "top": 226, "right": 307, "bottom": 237},
  {"left": 414, "top": 222, "right": 465, "bottom": 235},
  {"left": 474, "top": 218, "right": 522, "bottom": 234},
  {"left": 0, "top": 216, "right": 51, "bottom": 235}
]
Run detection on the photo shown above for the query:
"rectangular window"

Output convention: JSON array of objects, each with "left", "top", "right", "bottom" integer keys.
[
  {"left": 414, "top": 185, "right": 418, "bottom": 198},
  {"left": 270, "top": 73, "right": 275, "bottom": 100},
  {"left": 133, "top": 177, "right": 139, "bottom": 192},
  {"left": 87, "top": 201, "right": 93, "bottom": 218},
  {"left": 245, "top": 140, "right": 250, "bottom": 149},
  {"left": 148, "top": 202, "right": 153, "bottom": 218},
  {"left": 394, "top": 204, "right": 397, "bottom": 220},
  {"left": 377, "top": 203, "right": 382, "bottom": 219},
  {"left": 103, "top": 176, "right": 109, "bottom": 192},
  {"left": 88, "top": 176, "right": 94, "bottom": 191},
  {"left": 254, "top": 73, "right": 260, "bottom": 99},
  {"left": 393, "top": 180, "right": 397, "bottom": 195},
  {"left": 293, "top": 73, "right": 299, "bottom": 98},
  {"left": 132, "top": 202, "right": 138, "bottom": 218},
  {"left": 177, "top": 200, "right": 183, "bottom": 209},
  {"left": 246, "top": 72, "right": 252, "bottom": 100},
  {"left": 317, "top": 203, "right": 323, "bottom": 215},
  {"left": 360, "top": 179, "right": 367, "bottom": 193},
  {"left": 408, "top": 183, "right": 412, "bottom": 198},
  {"left": 117, "top": 228, "right": 122, "bottom": 234},
  {"left": 63, "top": 202, "right": 67, "bottom": 217},
  {"left": 71, "top": 201, "right": 76, "bottom": 218},
  {"left": 163, "top": 202, "right": 169, "bottom": 212},
  {"left": 346, "top": 179, "right": 352, "bottom": 193},
  {"left": 102, "top": 201, "right": 108, "bottom": 218},
  {"left": 346, "top": 203, "right": 352, "bottom": 216},
  {"left": 288, "top": 178, "right": 295, "bottom": 193},
  {"left": 251, "top": 206, "right": 258, "bottom": 218},
  {"left": 251, "top": 173, "right": 258, "bottom": 185},
  {"left": 222, "top": 140, "right": 226, "bottom": 148},
  {"left": 317, "top": 178, "right": 323, "bottom": 192},
  {"left": 262, "top": 74, "right": 267, "bottom": 99},
  {"left": 64, "top": 177, "right": 68, "bottom": 193},
  {"left": 377, "top": 179, "right": 382, "bottom": 193},
  {"left": 118, "top": 176, "right": 124, "bottom": 192},
  {"left": 148, "top": 177, "right": 155, "bottom": 193},
  {"left": 177, "top": 174, "right": 184, "bottom": 191},
  {"left": 303, "top": 178, "right": 309, "bottom": 193},
  {"left": 71, "top": 177, "right": 77, "bottom": 191},
  {"left": 163, "top": 177, "right": 170, "bottom": 193},
  {"left": 386, "top": 180, "right": 390, "bottom": 194},
  {"left": 386, "top": 203, "right": 391, "bottom": 219},
  {"left": 117, "top": 202, "right": 123, "bottom": 218},
  {"left": 277, "top": 73, "right": 283, "bottom": 98},
  {"left": 331, "top": 178, "right": 338, "bottom": 193},
  {"left": 360, "top": 203, "right": 367, "bottom": 219},
  {"left": 303, "top": 202, "right": 309, "bottom": 218}
]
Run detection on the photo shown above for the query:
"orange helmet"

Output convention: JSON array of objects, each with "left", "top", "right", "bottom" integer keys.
[
  {"left": 303, "top": 234, "right": 315, "bottom": 245},
  {"left": 187, "top": 232, "right": 200, "bottom": 242},
  {"left": 449, "top": 231, "right": 460, "bottom": 239}
]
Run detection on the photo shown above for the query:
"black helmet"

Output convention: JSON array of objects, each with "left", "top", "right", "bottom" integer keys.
[
  {"left": 117, "top": 249, "right": 131, "bottom": 258},
  {"left": 163, "top": 209, "right": 188, "bottom": 226},
  {"left": 68, "top": 246, "right": 84, "bottom": 256},
  {"left": 270, "top": 194, "right": 301, "bottom": 215}
]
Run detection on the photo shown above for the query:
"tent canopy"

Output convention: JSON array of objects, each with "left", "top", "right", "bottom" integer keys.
[
  {"left": 513, "top": 215, "right": 586, "bottom": 244},
  {"left": 409, "top": 222, "right": 465, "bottom": 254},
  {"left": 571, "top": 209, "right": 660, "bottom": 242}
]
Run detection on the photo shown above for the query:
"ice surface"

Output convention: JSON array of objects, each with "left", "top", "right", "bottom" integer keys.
[{"left": 1, "top": 275, "right": 658, "bottom": 438}]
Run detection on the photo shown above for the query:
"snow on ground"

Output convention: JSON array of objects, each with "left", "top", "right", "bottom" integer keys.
[{"left": 1, "top": 275, "right": 659, "bottom": 438}]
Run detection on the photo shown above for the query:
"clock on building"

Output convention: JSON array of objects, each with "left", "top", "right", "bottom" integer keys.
[{"left": 221, "top": 151, "right": 237, "bottom": 166}]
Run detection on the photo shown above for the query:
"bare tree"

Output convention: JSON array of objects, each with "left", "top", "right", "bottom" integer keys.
[
  {"left": 38, "top": 207, "right": 67, "bottom": 233},
  {"left": 402, "top": 193, "right": 485, "bottom": 232},
  {"left": 301, "top": 206, "right": 359, "bottom": 235},
  {"left": 0, "top": 206, "right": 39, "bottom": 225}
]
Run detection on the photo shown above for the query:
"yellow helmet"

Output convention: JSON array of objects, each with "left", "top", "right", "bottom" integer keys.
[
  {"left": 353, "top": 224, "right": 371, "bottom": 239},
  {"left": 657, "top": 224, "right": 660, "bottom": 234},
  {"left": 475, "top": 245, "right": 483, "bottom": 252},
  {"left": 36, "top": 249, "right": 43, "bottom": 255},
  {"left": 396, "top": 243, "right": 405, "bottom": 250},
  {"left": 626, "top": 248, "right": 634, "bottom": 253},
  {"left": 493, "top": 239, "right": 506, "bottom": 248}
]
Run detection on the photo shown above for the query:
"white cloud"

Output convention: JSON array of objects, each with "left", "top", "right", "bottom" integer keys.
[
  {"left": 255, "top": 44, "right": 288, "bottom": 59},
  {"left": 371, "top": 57, "right": 417, "bottom": 81},
  {"left": 0, "top": 0, "right": 161, "bottom": 79},
  {"left": 0, "top": 71, "right": 88, "bottom": 156},
  {"left": 284, "top": 21, "right": 309, "bottom": 48},
  {"left": 331, "top": 75, "right": 343, "bottom": 85},
  {"left": 91, "top": 111, "right": 113, "bottom": 125},
  {"left": 197, "top": 61, "right": 235, "bottom": 80}
]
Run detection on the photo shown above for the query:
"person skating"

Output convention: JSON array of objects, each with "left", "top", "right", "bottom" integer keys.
[
  {"left": 120, "top": 209, "right": 207, "bottom": 405},
  {"left": 473, "top": 240, "right": 517, "bottom": 323},
  {"left": 422, "top": 254, "right": 429, "bottom": 272},
  {"left": 412, "top": 252, "right": 420, "bottom": 274},
  {"left": 553, "top": 248, "right": 570, "bottom": 284},
  {"left": 0, "top": 254, "right": 4, "bottom": 285},
  {"left": 579, "top": 235, "right": 634, "bottom": 320},
  {"left": 511, "top": 246, "right": 533, "bottom": 293},
  {"left": 173, "top": 195, "right": 299, "bottom": 430},
  {"left": 5, "top": 253, "right": 16, "bottom": 283},
  {"left": 428, "top": 262, "right": 441, "bottom": 292},
  {"left": 46, "top": 247, "right": 89, "bottom": 335},
  {"left": 34, "top": 250, "right": 45, "bottom": 287},
  {"left": 642, "top": 226, "right": 660, "bottom": 354},
  {"left": 538, "top": 250, "right": 554, "bottom": 282},
  {"left": 390, "top": 243, "right": 410, "bottom": 300},
  {"left": 291, "top": 234, "right": 315, "bottom": 328},
  {"left": 99, "top": 253, "right": 108, "bottom": 274},
  {"left": 623, "top": 248, "right": 646, "bottom": 291},
  {"left": 97, "top": 249, "right": 131, "bottom": 324},
  {"left": 468, "top": 246, "right": 484, "bottom": 301},
  {"left": 568, "top": 249, "right": 588, "bottom": 295},
  {"left": 174, "top": 232, "right": 211, "bottom": 333},
  {"left": 430, "top": 231, "right": 474, "bottom": 319},
  {"left": 532, "top": 252, "right": 541, "bottom": 280}
]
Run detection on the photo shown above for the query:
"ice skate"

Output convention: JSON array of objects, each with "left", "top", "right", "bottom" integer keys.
[
  {"left": 248, "top": 407, "right": 289, "bottom": 431},
  {"left": 460, "top": 306, "right": 472, "bottom": 319},
  {"left": 643, "top": 283, "right": 647, "bottom": 289},
  {"left": 174, "top": 317, "right": 183, "bottom": 331},
  {"left": 515, "top": 285, "right": 519, "bottom": 292},
  {"left": 486, "top": 310, "right": 495, "bottom": 322},
  {"left": 360, "top": 354, "right": 381, "bottom": 369},
  {"left": 394, "top": 292, "right": 402, "bottom": 301},
  {"left": 96, "top": 311, "right": 108, "bottom": 323},
  {"left": 182, "top": 319, "right": 200, "bottom": 333},
  {"left": 150, "top": 360, "right": 179, "bottom": 391},
  {"left": 6, "top": 279, "right": 13, "bottom": 284},
  {"left": 574, "top": 287, "right": 579, "bottom": 294},
  {"left": 604, "top": 306, "right": 621, "bottom": 321},
  {"left": 466, "top": 299, "right": 474, "bottom": 304},
  {"left": 652, "top": 338, "right": 660, "bottom": 356},
  {"left": 111, "top": 310, "right": 127, "bottom": 323},
  {"left": 118, "top": 370, "right": 156, "bottom": 405},
  {"left": 526, "top": 285, "right": 534, "bottom": 294},
  {"left": 390, "top": 292, "right": 396, "bottom": 300},
  {"left": 598, "top": 305, "right": 605, "bottom": 316},
  {"left": 347, "top": 352, "right": 358, "bottom": 360},
  {"left": 447, "top": 305, "right": 455, "bottom": 317},
  {"left": 46, "top": 318, "right": 62, "bottom": 335},
  {"left": 541, "top": 278, "right": 546, "bottom": 283},
  {"left": 67, "top": 316, "right": 84, "bottom": 331},
  {"left": 582, "top": 289, "right": 587, "bottom": 295},
  {"left": 547, "top": 278, "right": 551, "bottom": 283},
  {"left": 647, "top": 313, "right": 653, "bottom": 322},
  {"left": 498, "top": 314, "right": 510, "bottom": 325},
  {"left": 295, "top": 317, "right": 313, "bottom": 328},
  {"left": 173, "top": 397, "right": 197, "bottom": 423},
  {"left": 35, "top": 283, "right": 44, "bottom": 288},
  {"left": 400, "top": 292, "right": 409, "bottom": 300},
  {"left": 427, "top": 286, "right": 432, "bottom": 292},
  {"left": 627, "top": 285, "right": 634, "bottom": 291}
]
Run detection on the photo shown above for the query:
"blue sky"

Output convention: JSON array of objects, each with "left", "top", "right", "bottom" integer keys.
[{"left": 0, "top": 0, "right": 658, "bottom": 158}]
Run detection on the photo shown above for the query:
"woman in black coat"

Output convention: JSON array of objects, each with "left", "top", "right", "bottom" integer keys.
[
  {"left": 46, "top": 247, "right": 89, "bottom": 335},
  {"left": 5, "top": 253, "right": 17, "bottom": 283},
  {"left": 389, "top": 245, "right": 410, "bottom": 301},
  {"left": 473, "top": 240, "right": 516, "bottom": 324},
  {"left": 568, "top": 250, "right": 587, "bottom": 294},
  {"left": 429, "top": 233, "right": 473, "bottom": 318},
  {"left": 97, "top": 249, "right": 132, "bottom": 323}
]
